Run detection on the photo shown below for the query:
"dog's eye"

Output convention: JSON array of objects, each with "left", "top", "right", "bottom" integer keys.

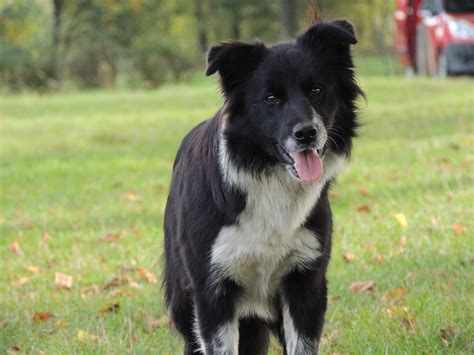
[
  {"left": 310, "top": 87, "right": 322, "bottom": 97},
  {"left": 264, "top": 95, "right": 280, "bottom": 105}
]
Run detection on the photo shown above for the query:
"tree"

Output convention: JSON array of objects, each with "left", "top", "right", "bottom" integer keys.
[
  {"left": 51, "top": 0, "right": 63, "bottom": 80},
  {"left": 195, "top": 0, "right": 208, "bottom": 52},
  {"left": 278, "top": 0, "right": 296, "bottom": 38}
]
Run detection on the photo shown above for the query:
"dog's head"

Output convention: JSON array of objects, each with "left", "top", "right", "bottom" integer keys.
[{"left": 207, "top": 20, "right": 363, "bottom": 183}]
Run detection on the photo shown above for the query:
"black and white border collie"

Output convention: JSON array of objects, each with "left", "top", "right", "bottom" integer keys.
[{"left": 164, "top": 19, "right": 363, "bottom": 355}]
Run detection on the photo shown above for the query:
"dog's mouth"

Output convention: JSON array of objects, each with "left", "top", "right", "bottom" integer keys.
[{"left": 275, "top": 144, "right": 325, "bottom": 183}]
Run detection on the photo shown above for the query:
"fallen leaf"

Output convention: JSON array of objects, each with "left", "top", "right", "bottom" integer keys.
[
  {"left": 394, "top": 213, "right": 408, "bottom": 228},
  {"left": 42, "top": 232, "right": 51, "bottom": 242},
  {"left": 103, "top": 277, "right": 122, "bottom": 290},
  {"left": 9, "top": 345, "right": 21, "bottom": 353},
  {"left": 399, "top": 236, "right": 407, "bottom": 247},
  {"left": 55, "top": 319, "right": 69, "bottom": 328},
  {"left": 386, "top": 305, "right": 410, "bottom": 317},
  {"left": 103, "top": 275, "right": 134, "bottom": 290},
  {"left": 400, "top": 315, "right": 417, "bottom": 332},
  {"left": 15, "top": 276, "right": 30, "bottom": 288},
  {"left": 128, "top": 280, "right": 141, "bottom": 288},
  {"left": 33, "top": 312, "right": 54, "bottom": 322},
  {"left": 27, "top": 266, "right": 40, "bottom": 274},
  {"left": 145, "top": 315, "right": 170, "bottom": 330},
  {"left": 138, "top": 268, "right": 157, "bottom": 284},
  {"left": 399, "top": 235, "right": 407, "bottom": 253},
  {"left": 342, "top": 252, "right": 356, "bottom": 262},
  {"left": 381, "top": 288, "right": 406, "bottom": 304},
  {"left": 103, "top": 232, "right": 121, "bottom": 242},
  {"left": 125, "top": 191, "right": 140, "bottom": 201},
  {"left": 82, "top": 285, "right": 100, "bottom": 295},
  {"left": 372, "top": 254, "right": 384, "bottom": 264},
  {"left": 9, "top": 240, "right": 24, "bottom": 257},
  {"left": 439, "top": 325, "right": 456, "bottom": 345},
  {"left": 359, "top": 186, "right": 369, "bottom": 196},
  {"left": 77, "top": 329, "right": 99, "bottom": 342},
  {"left": 99, "top": 301, "right": 120, "bottom": 314},
  {"left": 109, "top": 289, "right": 134, "bottom": 297},
  {"left": 41, "top": 328, "right": 55, "bottom": 335},
  {"left": 451, "top": 223, "right": 465, "bottom": 234},
  {"left": 348, "top": 281, "right": 375, "bottom": 293},
  {"left": 55, "top": 272, "right": 73, "bottom": 290},
  {"left": 356, "top": 204, "right": 371, "bottom": 213}
]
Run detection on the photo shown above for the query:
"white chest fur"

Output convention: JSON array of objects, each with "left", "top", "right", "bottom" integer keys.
[{"left": 210, "top": 146, "right": 346, "bottom": 320}]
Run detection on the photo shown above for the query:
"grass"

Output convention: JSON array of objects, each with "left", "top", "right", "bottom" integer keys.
[{"left": 1, "top": 74, "right": 473, "bottom": 354}]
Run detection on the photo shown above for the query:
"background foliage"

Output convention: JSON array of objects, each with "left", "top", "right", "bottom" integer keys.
[{"left": 0, "top": 0, "right": 399, "bottom": 91}]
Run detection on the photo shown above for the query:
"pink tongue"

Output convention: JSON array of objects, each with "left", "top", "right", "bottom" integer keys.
[{"left": 289, "top": 150, "right": 323, "bottom": 183}]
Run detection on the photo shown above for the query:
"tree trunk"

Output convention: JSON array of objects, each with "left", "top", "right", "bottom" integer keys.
[
  {"left": 52, "top": 0, "right": 63, "bottom": 80},
  {"left": 195, "top": 0, "right": 208, "bottom": 53},
  {"left": 231, "top": 15, "right": 240, "bottom": 39},
  {"left": 279, "top": 0, "right": 296, "bottom": 38}
]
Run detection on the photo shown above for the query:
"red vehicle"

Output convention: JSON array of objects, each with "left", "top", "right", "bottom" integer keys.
[{"left": 395, "top": 0, "right": 474, "bottom": 76}]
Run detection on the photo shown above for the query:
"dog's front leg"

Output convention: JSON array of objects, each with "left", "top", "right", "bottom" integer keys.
[
  {"left": 193, "top": 284, "right": 240, "bottom": 355},
  {"left": 281, "top": 272, "right": 328, "bottom": 355}
]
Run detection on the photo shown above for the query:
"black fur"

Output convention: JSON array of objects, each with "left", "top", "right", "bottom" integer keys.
[{"left": 164, "top": 19, "right": 363, "bottom": 354}]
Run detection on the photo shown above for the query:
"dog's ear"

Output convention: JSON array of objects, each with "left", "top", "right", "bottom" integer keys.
[
  {"left": 298, "top": 19, "right": 357, "bottom": 49},
  {"left": 206, "top": 41, "right": 268, "bottom": 93}
]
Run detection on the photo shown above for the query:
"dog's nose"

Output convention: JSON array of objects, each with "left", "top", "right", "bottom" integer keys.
[{"left": 292, "top": 122, "right": 317, "bottom": 142}]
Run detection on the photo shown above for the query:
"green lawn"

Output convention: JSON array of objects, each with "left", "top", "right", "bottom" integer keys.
[{"left": 1, "top": 75, "right": 473, "bottom": 354}]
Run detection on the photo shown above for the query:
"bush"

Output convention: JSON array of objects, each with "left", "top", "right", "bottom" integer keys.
[
  {"left": 0, "top": 41, "right": 47, "bottom": 91},
  {"left": 131, "top": 34, "right": 195, "bottom": 87}
]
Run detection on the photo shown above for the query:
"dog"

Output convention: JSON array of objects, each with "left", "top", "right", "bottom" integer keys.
[{"left": 163, "top": 18, "right": 363, "bottom": 355}]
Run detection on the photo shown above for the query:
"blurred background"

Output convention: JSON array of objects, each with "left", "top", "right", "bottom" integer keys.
[
  {"left": 0, "top": 0, "right": 415, "bottom": 92},
  {"left": 2, "top": 0, "right": 473, "bottom": 92},
  {"left": 1, "top": 1, "right": 473, "bottom": 353}
]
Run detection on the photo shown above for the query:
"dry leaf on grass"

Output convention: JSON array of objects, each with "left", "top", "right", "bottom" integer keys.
[
  {"left": 394, "top": 213, "right": 408, "bottom": 228},
  {"left": 33, "top": 312, "right": 54, "bottom": 322},
  {"left": 399, "top": 235, "right": 407, "bottom": 252},
  {"left": 103, "top": 275, "right": 136, "bottom": 290},
  {"left": 439, "top": 325, "right": 456, "bottom": 345},
  {"left": 124, "top": 191, "right": 140, "bottom": 201},
  {"left": 42, "top": 232, "right": 51, "bottom": 242},
  {"left": 9, "top": 241, "right": 24, "bottom": 257},
  {"left": 359, "top": 186, "right": 369, "bottom": 196},
  {"left": 55, "top": 272, "right": 73, "bottom": 290},
  {"left": 145, "top": 315, "right": 170, "bottom": 330},
  {"left": 381, "top": 288, "right": 406, "bottom": 304},
  {"left": 138, "top": 268, "right": 157, "bottom": 284},
  {"left": 28, "top": 266, "right": 40, "bottom": 274},
  {"left": 99, "top": 301, "right": 120, "bottom": 314},
  {"left": 77, "top": 329, "right": 99, "bottom": 342},
  {"left": 82, "top": 285, "right": 100, "bottom": 295},
  {"left": 9, "top": 345, "right": 21, "bottom": 353},
  {"left": 55, "top": 319, "right": 69, "bottom": 328},
  {"left": 103, "top": 277, "right": 123, "bottom": 290},
  {"left": 451, "top": 223, "right": 465, "bottom": 234},
  {"left": 372, "top": 254, "right": 384, "bottom": 264},
  {"left": 41, "top": 328, "right": 55, "bottom": 335},
  {"left": 400, "top": 315, "right": 417, "bottom": 332},
  {"left": 348, "top": 281, "right": 375, "bottom": 293},
  {"left": 109, "top": 289, "right": 134, "bottom": 297},
  {"left": 103, "top": 232, "right": 121, "bottom": 242},
  {"left": 356, "top": 205, "right": 371, "bottom": 213},
  {"left": 342, "top": 252, "right": 356, "bottom": 263},
  {"left": 15, "top": 276, "right": 30, "bottom": 288}
]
